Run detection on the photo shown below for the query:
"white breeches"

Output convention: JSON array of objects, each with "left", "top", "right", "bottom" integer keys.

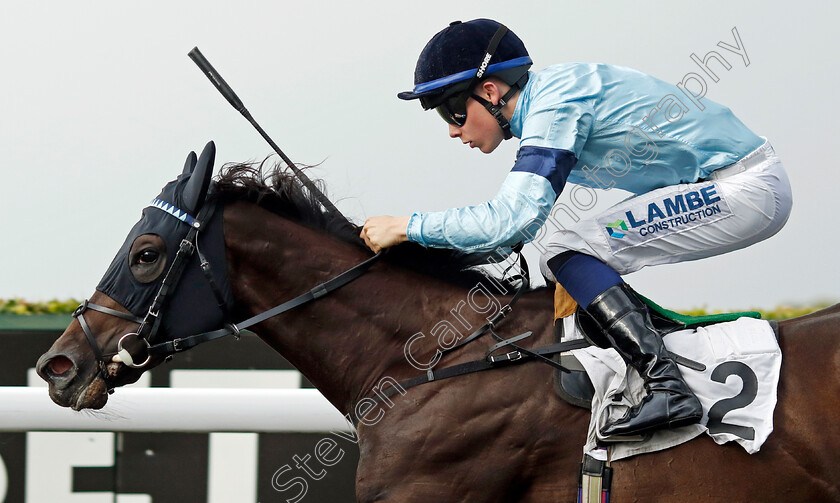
[{"left": 539, "top": 140, "right": 793, "bottom": 279}]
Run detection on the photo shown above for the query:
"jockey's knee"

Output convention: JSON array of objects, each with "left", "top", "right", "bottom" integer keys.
[{"left": 539, "top": 252, "right": 557, "bottom": 284}]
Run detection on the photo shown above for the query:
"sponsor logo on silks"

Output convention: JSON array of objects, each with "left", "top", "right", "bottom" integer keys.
[
  {"left": 598, "top": 183, "right": 733, "bottom": 254},
  {"left": 624, "top": 185, "right": 724, "bottom": 237},
  {"left": 605, "top": 219, "right": 628, "bottom": 239}
]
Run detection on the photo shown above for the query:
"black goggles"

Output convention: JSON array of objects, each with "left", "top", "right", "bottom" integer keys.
[
  {"left": 435, "top": 93, "right": 483, "bottom": 127},
  {"left": 435, "top": 94, "right": 468, "bottom": 126}
]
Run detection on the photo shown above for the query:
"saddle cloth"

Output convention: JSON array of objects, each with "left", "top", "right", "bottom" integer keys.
[{"left": 559, "top": 313, "right": 782, "bottom": 461}]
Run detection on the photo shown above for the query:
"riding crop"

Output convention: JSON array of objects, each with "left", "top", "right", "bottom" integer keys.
[{"left": 187, "top": 46, "right": 345, "bottom": 220}]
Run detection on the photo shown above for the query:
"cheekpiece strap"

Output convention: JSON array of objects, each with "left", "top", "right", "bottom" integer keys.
[{"left": 138, "top": 200, "right": 218, "bottom": 344}]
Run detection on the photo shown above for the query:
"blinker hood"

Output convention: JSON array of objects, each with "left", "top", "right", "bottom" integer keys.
[{"left": 96, "top": 141, "right": 233, "bottom": 340}]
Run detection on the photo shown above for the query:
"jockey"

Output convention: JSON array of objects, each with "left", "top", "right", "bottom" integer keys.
[{"left": 359, "top": 18, "right": 792, "bottom": 439}]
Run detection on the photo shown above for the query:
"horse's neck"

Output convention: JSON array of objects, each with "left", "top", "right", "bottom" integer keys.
[{"left": 223, "top": 202, "right": 469, "bottom": 415}]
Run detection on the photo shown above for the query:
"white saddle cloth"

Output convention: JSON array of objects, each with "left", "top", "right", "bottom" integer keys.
[{"left": 561, "top": 315, "right": 781, "bottom": 461}]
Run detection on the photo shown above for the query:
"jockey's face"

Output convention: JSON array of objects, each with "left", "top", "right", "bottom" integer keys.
[{"left": 447, "top": 79, "right": 514, "bottom": 154}]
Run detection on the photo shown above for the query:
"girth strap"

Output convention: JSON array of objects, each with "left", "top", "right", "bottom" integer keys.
[{"left": 578, "top": 451, "right": 613, "bottom": 503}]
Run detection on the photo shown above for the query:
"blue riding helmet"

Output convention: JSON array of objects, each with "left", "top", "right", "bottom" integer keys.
[{"left": 398, "top": 19, "right": 532, "bottom": 138}]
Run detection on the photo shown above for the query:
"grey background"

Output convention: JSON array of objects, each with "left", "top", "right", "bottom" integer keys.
[{"left": 1, "top": 1, "right": 836, "bottom": 310}]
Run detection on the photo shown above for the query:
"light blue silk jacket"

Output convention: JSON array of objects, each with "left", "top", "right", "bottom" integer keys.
[{"left": 406, "top": 63, "right": 763, "bottom": 252}]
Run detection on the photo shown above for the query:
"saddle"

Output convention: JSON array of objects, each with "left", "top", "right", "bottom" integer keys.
[
  {"left": 551, "top": 285, "right": 782, "bottom": 503},
  {"left": 550, "top": 284, "right": 767, "bottom": 409}
]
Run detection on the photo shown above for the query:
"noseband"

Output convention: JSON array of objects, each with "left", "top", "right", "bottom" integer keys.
[
  {"left": 72, "top": 299, "right": 145, "bottom": 382},
  {"left": 75, "top": 193, "right": 382, "bottom": 385}
]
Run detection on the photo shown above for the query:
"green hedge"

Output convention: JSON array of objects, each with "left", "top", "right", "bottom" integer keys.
[
  {"left": 0, "top": 299, "right": 82, "bottom": 315},
  {"left": 682, "top": 303, "right": 834, "bottom": 321},
  {"left": 0, "top": 298, "right": 834, "bottom": 320}
]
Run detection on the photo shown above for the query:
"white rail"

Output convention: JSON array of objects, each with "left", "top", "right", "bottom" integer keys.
[{"left": 0, "top": 387, "right": 353, "bottom": 432}]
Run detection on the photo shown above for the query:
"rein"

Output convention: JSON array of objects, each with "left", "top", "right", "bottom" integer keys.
[{"left": 146, "top": 250, "right": 383, "bottom": 358}]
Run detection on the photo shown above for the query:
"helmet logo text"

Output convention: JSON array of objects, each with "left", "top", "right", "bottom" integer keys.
[{"left": 476, "top": 52, "right": 492, "bottom": 78}]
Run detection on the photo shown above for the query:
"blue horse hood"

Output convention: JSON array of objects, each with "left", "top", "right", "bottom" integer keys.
[{"left": 96, "top": 142, "right": 233, "bottom": 340}]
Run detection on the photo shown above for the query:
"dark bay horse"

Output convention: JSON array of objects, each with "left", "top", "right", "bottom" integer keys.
[{"left": 37, "top": 144, "right": 840, "bottom": 502}]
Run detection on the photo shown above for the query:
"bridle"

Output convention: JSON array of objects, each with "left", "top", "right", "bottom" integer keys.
[{"left": 73, "top": 189, "right": 383, "bottom": 386}]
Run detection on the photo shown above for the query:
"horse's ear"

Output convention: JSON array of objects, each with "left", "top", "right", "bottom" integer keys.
[
  {"left": 182, "top": 151, "right": 197, "bottom": 175},
  {"left": 183, "top": 141, "right": 215, "bottom": 214}
]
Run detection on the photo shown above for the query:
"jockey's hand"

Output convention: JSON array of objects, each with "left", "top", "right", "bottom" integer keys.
[{"left": 360, "top": 216, "right": 410, "bottom": 253}]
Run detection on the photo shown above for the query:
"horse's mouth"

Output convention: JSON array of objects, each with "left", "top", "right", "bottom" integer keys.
[
  {"left": 51, "top": 362, "right": 124, "bottom": 411},
  {"left": 71, "top": 375, "right": 109, "bottom": 411}
]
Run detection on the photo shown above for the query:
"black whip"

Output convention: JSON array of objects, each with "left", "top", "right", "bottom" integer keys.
[{"left": 188, "top": 46, "right": 344, "bottom": 219}]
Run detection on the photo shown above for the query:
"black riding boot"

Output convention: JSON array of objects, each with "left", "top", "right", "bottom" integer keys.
[{"left": 585, "top": 283, "right": 703, "bottom": 438}]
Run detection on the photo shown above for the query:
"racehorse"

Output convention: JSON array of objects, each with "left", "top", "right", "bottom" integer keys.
[{"left": 37, "top": 143, "right": 840, "bottom": 502}]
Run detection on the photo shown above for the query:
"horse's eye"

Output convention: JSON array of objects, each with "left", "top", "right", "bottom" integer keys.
[
  {"left": 129, "top": 235, "right": 167, "bottom": 284},
  {"left": 138, "top": 250, "right": 159, "bottom": 265}
]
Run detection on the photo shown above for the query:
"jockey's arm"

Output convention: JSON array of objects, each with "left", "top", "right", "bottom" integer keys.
[{"left": 403, "top": 146, "right": 575, "bottom": 252}]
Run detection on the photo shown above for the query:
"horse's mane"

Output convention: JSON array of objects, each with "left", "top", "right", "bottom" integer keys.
[{"left": 212, "top": 159, "right": 518, "bottom": 290}]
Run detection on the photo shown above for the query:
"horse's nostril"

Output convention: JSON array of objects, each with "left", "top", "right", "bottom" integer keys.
[{"left": 47, "top": 356, "right": 74, "bottom": 376}]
